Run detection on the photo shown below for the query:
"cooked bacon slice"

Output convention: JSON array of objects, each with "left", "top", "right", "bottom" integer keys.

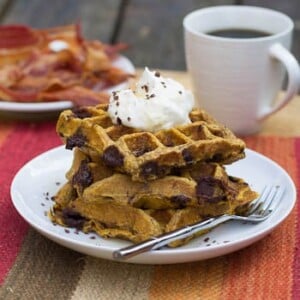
[
  {"left": 0, "top": 65, "right": 22, "bottom": 86},
  {"left": 104, "top": 43, "right": 129, "bottom": 59},
  {"left": 38, "top": 86, "right": 109, "bottom": 106},
  {"left": 0, "top": 24, "right": 40, "bottom": 49},
  {"left": 0, "top": 23, "right": 132, "bottom": 105},
  {"left": 0, "top": 84, "right": 39, "bottom": 102},
  {"left": 0, "top": 25, "right": 45, "bottom": 67},
  {"left": 83, "top": 41, "right": 112, "bottom": 72}
]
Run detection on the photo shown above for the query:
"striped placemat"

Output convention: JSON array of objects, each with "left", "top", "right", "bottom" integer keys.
[{"left": 0, "top": 122, "right": 299, "bottom": 300}]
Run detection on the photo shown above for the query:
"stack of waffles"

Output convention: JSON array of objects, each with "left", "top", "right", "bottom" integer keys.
[{"left": 50, "top": 104, "right": 258, "bottom": 247}]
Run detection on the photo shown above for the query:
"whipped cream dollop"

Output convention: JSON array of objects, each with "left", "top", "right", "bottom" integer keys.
[{"left": 107, "top": 67, "right": 194, "bottom": 132}]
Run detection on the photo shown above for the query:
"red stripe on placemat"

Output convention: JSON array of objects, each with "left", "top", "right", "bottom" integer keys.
[
  {"left": 292, "top": 138, "right": 300, "bottom": 300},
  {"left": 0, "top": 122, "right": 61, "bottom": 284}
]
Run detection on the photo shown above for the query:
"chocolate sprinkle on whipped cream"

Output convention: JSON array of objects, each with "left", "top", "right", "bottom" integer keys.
[{"left": 107, "top": 67, "right": 194, "bottom": 132}]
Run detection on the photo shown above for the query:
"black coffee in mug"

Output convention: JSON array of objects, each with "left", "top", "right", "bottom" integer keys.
[{"left": 207, "top": 28, "right": 272, "bottom": 38}]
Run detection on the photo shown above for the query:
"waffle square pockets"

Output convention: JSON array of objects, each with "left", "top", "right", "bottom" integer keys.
[
  {"left": 50, "top": 69, "right": 257, "bottom": 247},
  {"left": 50, "top": 105, "right": 257, "bottom": 247}
]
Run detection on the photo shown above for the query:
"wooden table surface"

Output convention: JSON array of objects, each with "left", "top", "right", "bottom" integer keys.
[
  {"left": 0, "top": 1, "right": 298, "bottom": 135},
  {"left": 0, "top": 0, "right": 299, "bottom": 70}
]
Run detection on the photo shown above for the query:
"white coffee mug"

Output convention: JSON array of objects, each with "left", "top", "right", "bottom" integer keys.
[{"left": 183, "top": 6, "right": 300, "bottom": 135}]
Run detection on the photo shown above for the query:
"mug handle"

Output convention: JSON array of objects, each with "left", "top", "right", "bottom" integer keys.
[{"left": 259, "top": 43, "right": 300, "bottom": 120}]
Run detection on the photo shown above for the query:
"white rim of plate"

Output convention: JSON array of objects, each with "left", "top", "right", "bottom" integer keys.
[{"left": 10, "top": 146, "right": 297, "bottom": 263}]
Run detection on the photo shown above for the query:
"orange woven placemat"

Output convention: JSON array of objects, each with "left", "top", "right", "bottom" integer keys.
[{"left": 0, "top": 122, "right": 299, "bottom": 300}]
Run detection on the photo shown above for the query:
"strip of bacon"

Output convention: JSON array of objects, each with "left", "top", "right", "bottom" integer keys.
[
  {"left": 0, "top": 84, "right": 39, "bottom": 102},
  {"left": 38, "top": 86, "right": 109, "bottom": 106},
  {"left": 0, "top": 23, "right": 131, "bottom": 105},
  {"left": 104, "top": 43, "right": 129, "bottom": 59},
  {"left": 0, "top": 25, "right": 39, "bottom": 48}
]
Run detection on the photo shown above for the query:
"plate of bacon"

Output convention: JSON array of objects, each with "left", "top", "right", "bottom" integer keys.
[{"left": 0, "top": 24, "right": 135, "bottom": 115}]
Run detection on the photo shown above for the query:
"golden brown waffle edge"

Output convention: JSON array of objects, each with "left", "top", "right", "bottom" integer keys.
[
  {"left": 56, "top": 104, "right": 246, "bottom": 182},
  {"left": 49, "top": 148, "right": 258, "bottom": 246}
]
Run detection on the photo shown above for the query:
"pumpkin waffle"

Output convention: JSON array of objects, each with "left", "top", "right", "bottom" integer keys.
[
  {"left": 49, "top": 149, "right": 257, "bottom": 246},
  {"left": 57, "top": 104, "right": 246, "bottom": 182}
]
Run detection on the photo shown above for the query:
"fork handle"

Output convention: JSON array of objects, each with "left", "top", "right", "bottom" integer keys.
[{"left": 113, "top": 215, "right": 231, "bottom": 260}]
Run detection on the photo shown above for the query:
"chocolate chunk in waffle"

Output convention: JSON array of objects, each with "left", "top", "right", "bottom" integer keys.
[
  {"left": 57, "top": 104, "right": 245, "bottom": 182},
  {"left": 50, "top": 158, "right": 257, "bottom": 246},
  {"left": 81, "top": 163, "right": 256, "bottom": 211},
  {"left": 62, "top": 148, "right": 256, "bottom": 210},
  {"left": 66, "top": 148, "right": 114, "bottom": 195}
]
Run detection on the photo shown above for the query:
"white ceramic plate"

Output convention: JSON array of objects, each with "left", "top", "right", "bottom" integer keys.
[
  {"left": 11, "top": 146, "right": 296, "bottom": 264},
  {"left": 0, "top": 55, "right": 135, "bottom": 113}
]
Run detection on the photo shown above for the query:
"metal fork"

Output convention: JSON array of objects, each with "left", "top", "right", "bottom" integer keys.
[{"left": 113, "top": 185, "right": 284, "bottom": 260}]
